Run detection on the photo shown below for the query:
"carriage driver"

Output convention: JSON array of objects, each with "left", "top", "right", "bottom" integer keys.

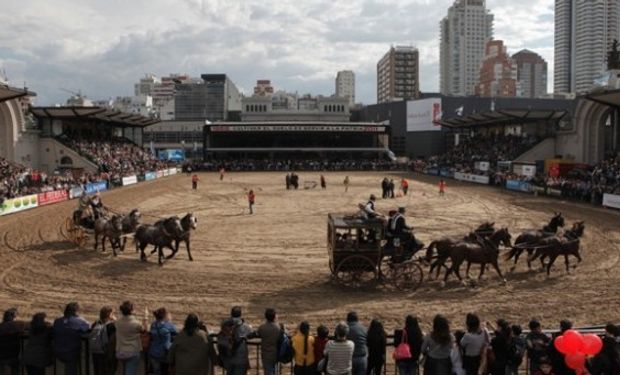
[
  {"left": 363, "top": 194, "right": 382, "bottom": 219},
  {"left": 89, "top": 192, "right": 106, "bottom": 219},
  {"left": 391, "top": 207, "right": 423, "bottom": 256}
]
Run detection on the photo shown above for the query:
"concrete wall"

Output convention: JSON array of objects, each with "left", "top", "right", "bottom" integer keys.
[
  {"left": 38, "top": 138, "right": 98, "bottom": 174},
  {"left": 514, "top": 137, "right": 557, "bottom": 163}
]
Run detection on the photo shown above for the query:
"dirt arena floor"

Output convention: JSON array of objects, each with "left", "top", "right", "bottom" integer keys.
[{"left": 1, "top": 172, "right": 618, "bottom": 331}]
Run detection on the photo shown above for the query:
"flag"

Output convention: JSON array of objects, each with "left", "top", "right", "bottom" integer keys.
[{"left": 456, "top": 106, "right": 464, "bottom": 116}]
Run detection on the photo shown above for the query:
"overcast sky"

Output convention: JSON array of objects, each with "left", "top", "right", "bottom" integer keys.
[{"left": 0, "top": 0, "right": 554, "bottom": 106}]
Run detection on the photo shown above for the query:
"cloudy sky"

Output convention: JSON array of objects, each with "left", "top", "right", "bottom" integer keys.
[{"left": 0, "top": 0, "right": 554, "bottom": 105}]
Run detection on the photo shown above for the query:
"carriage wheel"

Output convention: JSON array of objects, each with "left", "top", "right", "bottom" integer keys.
[
  {"left": 329, "top": 259, "right": 335, "bottom": 274},
  {"left": 390, "top": 261, "right": 424, "bottom": 291},
  {"left": 334, "top": 255, "right": 377, "bottom": 288}
]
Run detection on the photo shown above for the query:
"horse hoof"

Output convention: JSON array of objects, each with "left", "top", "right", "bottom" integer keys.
[
  {"left": 189, "top": 258, "right": 194, "bottom": 261},
  {"left": 439, "top": 281, "right": 446, "bottom": 288},
  {"left": 502, "top": 278, "right": 507, "bottom": 284},
  {"left": 461, "top": 280, "right": 468, "bottom": 287}
]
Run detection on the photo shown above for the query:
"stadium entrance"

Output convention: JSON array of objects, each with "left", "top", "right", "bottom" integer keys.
[{"left": 203, "top": 121, "right": 392, "bottom": 160}]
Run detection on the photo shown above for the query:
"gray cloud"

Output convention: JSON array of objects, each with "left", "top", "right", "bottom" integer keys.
[{"left": 0, "top": 0, "right": 553, "bottom": 105}]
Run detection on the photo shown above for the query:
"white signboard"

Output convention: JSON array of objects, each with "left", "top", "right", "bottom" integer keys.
[
  {"left": 475, "top": 161, "right": 490, "bottom": 172},
  {"left": 122, "top": 175, "right": 138, "bottom": 186},
  {"left": 522, "top": 165, "right": 536, "bottom": 177},
  {"left": 406, "top": 98, "right": 442, "bottom": 132},
  {"left": 603, "top": 193, "right": 620, "bottom": 209},
  {"left": 454, "top": 172, "right": 490, "bottom": 185}
]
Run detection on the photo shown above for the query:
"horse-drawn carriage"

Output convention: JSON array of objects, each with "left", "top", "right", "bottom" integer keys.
[
  {"left": 327, "top": 214, "right": 424, "bottom": 291},
  {"left": 64, "top": 206, "right": 137, "bottom": 253}
]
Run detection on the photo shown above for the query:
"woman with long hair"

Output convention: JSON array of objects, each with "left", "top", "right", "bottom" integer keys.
[
  {"left": 394, "top": 315, "right": 424, "bottom": 375},
  {"left": 114, "top": 301, "right": 147, "bottom": 375},
  {"left": 148, "top": 308, "right": 177, "bottom": 375},
  {"left": 168, "top": 314, "right": 211, "bottom": 375},
  {"left": 422, "top": 315, "right": 454, "bottom": 375},
  {"left": 292, "top": 321, "right": 316, "bottom": 375},
  {"left": 367, "top": 319, "right": 387, "bottom": 375},
  {"left": 460, "top": 313, "right": 489, "bottom": 375}
]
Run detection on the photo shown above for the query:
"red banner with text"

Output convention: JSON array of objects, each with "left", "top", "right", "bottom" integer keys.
[{"left": 37, "top": 190, "right": 69, "bottom": 206}]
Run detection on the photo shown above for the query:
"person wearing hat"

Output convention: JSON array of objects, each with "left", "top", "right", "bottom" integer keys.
[
  {"left": 363, "top": 194, "right": 381, "bottom": 219},
  {"left": 90, "top": 192, "right": 106, "bottom": 219},
  {"left": 390, "top": 207, "right": 421, "bottom": 258}
]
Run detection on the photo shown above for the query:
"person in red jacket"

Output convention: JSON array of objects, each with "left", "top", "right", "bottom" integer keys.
[
  {"left": 439, "top": 179, "right": 446, "bottom": 197},
  {"left": 401, "top": 179, "right": 409, "bottom": 196},
  {"left": 191, "top": 174, "right": 199, "bottom": 190},
  {"left": 247, "top": 189, "right": 255, "bottom": 214}
]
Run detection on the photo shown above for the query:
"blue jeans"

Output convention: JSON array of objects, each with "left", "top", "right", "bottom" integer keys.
[
  {"left": 263, "top": 360, "right": 277, "bottom": 375},
  {"left": 352, "top": 356, "right": 367, "bottom": 375},
  {"left": 397, "top": 361, "right": 418, "bottom": 375},
  {"left": 121, "top": 355, "right": 141, "bottom": 375}
]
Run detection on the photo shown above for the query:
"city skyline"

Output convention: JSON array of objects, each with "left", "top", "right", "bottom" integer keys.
[{"left": 0, "top": 0, "right": 554, "bottom": 105}]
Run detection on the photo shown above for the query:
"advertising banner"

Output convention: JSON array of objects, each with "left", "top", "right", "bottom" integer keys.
[
  {"left": 406, "top": 98, "right": 442, "bottom": 132},
  {"left": 69, "top": 186, "right": 85, "bottom": 199},
  {"left": 158, "top": 149, "right": 186, "bottom": 162},
  {"left": 440, "top": 168, "right": 454, "bottom": 178},
  {"left": 163, "top": 169, "right": 170, "bottom": 177},
  {"left": 474, "top": 161, "right": 490, "bottom": 172},
  {"left": 210, "top": 125, "right": 386, "bottom": 133},
  {"left": 603, "top": 193, "right": 620, "bottom": 209},
  {"left": 425, "top": 168, "right": 439, "bottom": 176},
  {"left": 38, "top": 190, "right": 69, "bottom": 206},
  {"left": 547, "top": 188, "right": 562, "bottom": 197},
  {"left": 122, "top": 175, "right": 138, "bottom": 186},
  {"left": 85, "top": 181, "right": 108, "bottom": 195},
  {"left": 144, "top": 172, "right": 157, "bottom": 181},
  {"left": 0, "top": 194, "right": 38, "bottom": 216},
  {"left": 167, "top": 168, "right": 177, "bottom": 176},
  {"left": 506, "top": 180, "right": 532, "bottom": 193},
  {"left": 156, "top": 170, "right": 165, "bottom": 178},
  {"left": 522, "top": 165, "right": 536, "bottom": 177},
  {"left": 454, "top": 172, "right": 490, "bottom": 185}
]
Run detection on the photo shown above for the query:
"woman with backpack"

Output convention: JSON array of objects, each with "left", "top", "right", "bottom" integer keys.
[
  {"left": 89, "top": 306, "right": 115, "bottom": 375},
  {"left": 148, "top": 308, "right": 177, "bottom": 375},
  {"left": 292, "top": 321, "right": 316, "bottom": 375},
  {"left": 421, "top": 315, "right": 454, "bottom": 375},
  {"left": 393, "top": 315, "right": 423, "bottom": 375},
  {"left": 366, "top": 319, "right": 387, "bottom": 375}
]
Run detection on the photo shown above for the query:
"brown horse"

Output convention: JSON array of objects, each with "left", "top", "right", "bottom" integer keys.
[
  {"left": 505, "top": 212, "right": 565, "bottom": 271},
  {"left": 425, "top": 221, "right": 496, "bottom": 279},
  {"left": 528, "top": 221, "right": 585, "bottom": 276},
  {"left": 441, "top": 228, "right": 512, "bottom": 286}
]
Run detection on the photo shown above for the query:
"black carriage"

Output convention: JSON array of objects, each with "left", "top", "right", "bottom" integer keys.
[{"left": 327, "top": 214, "right": 424, "bottom": 291}]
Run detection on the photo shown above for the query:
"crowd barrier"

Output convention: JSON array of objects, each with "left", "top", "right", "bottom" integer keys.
[
  {"left": 454, "top": 172, "right": 490, "bottom": 185},
  {"left": 506, "top": 180, "right": 532, "bottom": 193},
  {"left": 603, "top": 193, "right": 620, "bottom": 209},
  {"left": 0, "top": 168, "right": 180, "bottom": 217}
]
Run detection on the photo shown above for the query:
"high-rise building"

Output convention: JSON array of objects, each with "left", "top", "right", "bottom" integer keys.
[
  {"left": 440, "top": 0, "right": 494, "bottom": 96},
  {"left": 554, "top": 0, "right": 620, "bottom": 94},
  {"left": 134, "top": 74, "right": 160, "bottom": 97},
  {"left": 174, "top": 74, "right": 241, "bottom": 121},
  {"left": 376, "top": 46, "right": 419, "bottom": 103},
  {"left": 335, "top": 70, "right": 355, "bottom": 106},
  {"left": 512, "top": 49, "right": 548, "bottom": 98},
  {"left": 253, "top": 80, "right": 274, "bottom": 96},
  {"left": 475, "top": 40, "right": 518, "bottom": 97}
]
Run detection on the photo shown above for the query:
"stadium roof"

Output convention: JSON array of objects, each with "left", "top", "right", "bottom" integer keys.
[
  {"left": 30, "top": 106, "right": 160, "bottom": 127},
  {"left": 0, "top": 84, "right": 34, "bottom": 103},
  {"left": 437, "top": 109, "right": 568, "bottom": 128},
  {"left": 585, "top": 88, "right": 620, "bottom": 108}
]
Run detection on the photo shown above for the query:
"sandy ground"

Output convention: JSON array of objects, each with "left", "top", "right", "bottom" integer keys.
[{"left": 0, "top": 172, "right": 618, "bottom": 332}]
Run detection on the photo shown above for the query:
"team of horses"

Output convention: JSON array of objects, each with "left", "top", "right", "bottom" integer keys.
[
  {"left": 420, "top": 212, "right": 586, "bottom": 286},
  {"left": 90, "top": 209, "right": 198, "bottom": 265}
]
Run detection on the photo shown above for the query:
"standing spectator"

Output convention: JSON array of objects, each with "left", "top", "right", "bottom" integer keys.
[
  {"left": 506, "top": 325, "right": 526, "bottom": 375},
  {"left": 220, "top": 167, "right": 226, "bottom": 181},
  {"left": 248, "top": 189, "right": 256, "bottom": 214},
  {"left": 324, "top": 322, "right": 355, "bottom": 375},
  {"left": 586, "top": 335, "right": 619, "bottom": 375},
  {"left": 548, "top": 320, "right": 575, "bottom": 375},
  {"left": 286, "top": 174, "right": 291, "bottom": 190},
  {"left": 343, "top": 176, "right": 350, "bottom": 193},
  {"left": 114, "top": 301, "right": 147, "bottom": 375},
  {"left": 191, "top": 174, "right": 199, "bottom": 190},
  {"left": 0, "top": 308, "right": 26, "bottom": 375},
  {"left": 381, "top": 178, "right": 389, "bottom": 199},
  {"left": 451, "top": 330, "right": 466, "bottom": 375},
  {"left": 401, "top": 179, "right": 409, "bottom": 196},
  {"left": 168, "top": 314, "right": 211, "bottom": 375},
  {"left": 389, "top": 179, "right": 395, "bottom": 198},
  {"left": 218, "top": 306, "right": 254, "bottom": 375},
  {"left": 421, "top": 314, "right": 454, "bottom": 375},
  {"left": 90, "top": 306, "right": 116, "bottom": 375},
  {"left": 346, "top": 312, "right": 368, "bottom": 375},
  {"left": 394, "top": 315, "right": 423, "bottom": 375},
  {"left": 321, "top": 175, "right": 326, "bottom": 189},
  {"left": 292, "top": 321, "right": 315, "bottom": 375},
  {"left": 460, "top": 313, "right": 489, "bottom": 375},
  {"left": 526, "top": 320, "right": 551, "bottom": 375},
  {"left": 22, "top": 312, "right": 53, "bottom": 375},
  {"left": 314, "top": 325, "right": 330, "bottom": 365},
  {"left": 439, "top": 180, "right": 446, "bottom": 196},
  {"left": 366, "top": 319, "right": 386, "bottom": 375},
  {"left": 52, "top": 302, "right": 90, "bottom": 375},
  {"left": 489, "top": 320, "right": 513, "bottom": 375},
  {"left": 148, "top": 308, "right": 177, "bottom": 375},
  {"left": 257, "top": 308, "right": 281, "bottom": 375}
]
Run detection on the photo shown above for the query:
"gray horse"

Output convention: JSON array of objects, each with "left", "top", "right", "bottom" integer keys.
[
  {"left": 119, "top": 209, "right": 141, "bottom": 251},
  {"left": 134, "top": 217, "right": 184, "bottom": 265},
  {"left": 94, "top": 215, "right": 124, "bottom": 256},
  {"left": 154, "top": 213, "right": 198, "bottom": 261}
]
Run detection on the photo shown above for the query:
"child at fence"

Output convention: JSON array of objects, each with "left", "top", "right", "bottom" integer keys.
[{"left": 534, "top": 357, "right": 555, "bottom": 375}]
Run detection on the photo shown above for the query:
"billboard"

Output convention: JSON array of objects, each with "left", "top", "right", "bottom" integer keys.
[
  {"left": 0, "top": 194, "right": 38, "bottom": 216},
  {"left": 158, "top": 149, "right": 185, "bottom": 161},
  {"left": 406, "top": 98, "right": 442, "bottom": 132},
  {"left": 38, "top": 190, "right": 69, "bottom": 206}
]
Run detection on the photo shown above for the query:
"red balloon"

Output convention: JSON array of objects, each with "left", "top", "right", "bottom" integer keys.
[
  {"left": 555, "top": 336, "right": 571, "bottom": 354},
  {"left": 582, "top": 334, "right": 603, "bottom": 355},
  {"left": 565, "top": 352, "right": 586, "bottom": 371},
  {"left": 563, "top": 330, "right": 585, "bottom": 354}
]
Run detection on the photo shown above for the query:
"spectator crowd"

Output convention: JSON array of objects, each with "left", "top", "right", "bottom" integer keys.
[
  {"left": 1, "top": 302, "right": 619, "bottom": 375},
  {"left": 187, "top": 159, "right": 407, "bottom": 172}
]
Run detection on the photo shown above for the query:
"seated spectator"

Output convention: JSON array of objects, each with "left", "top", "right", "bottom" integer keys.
[
  {"left": 168, "top": 314, "right": 211, "bottom": 375},
  {"left": 22, "top": 312, "right": 53, "bottom": 375},
  {"left": 324, "top": 322, "right": 354, "bottom": 375},
  {"left": 292, "top": 321, "right": 315, "bottom": 375},
  {"left": 0, "top": 308, "right": 26, "bottom": 375},
  {"left": 148, "top": 307, "right": 177, "bottom": 375},
  {"left": 114, "top": 301, "right": 147, "bottom": 375},
  {"left": 52, "top": 302, "right": 90, "bottom": 375}
]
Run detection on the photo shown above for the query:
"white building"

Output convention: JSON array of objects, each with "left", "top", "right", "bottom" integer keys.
[
  {"left": 554, "top": 0, "right": 620, "bottom": 94},
  {"left": 440, "top": 0, "right": 494, "bottom": 96},
  {"left": 134, "top": 74, "right": 160, "bottom": 97},
  {"left": 335, "top": 70, "right": 355, "bottom": 107}
]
